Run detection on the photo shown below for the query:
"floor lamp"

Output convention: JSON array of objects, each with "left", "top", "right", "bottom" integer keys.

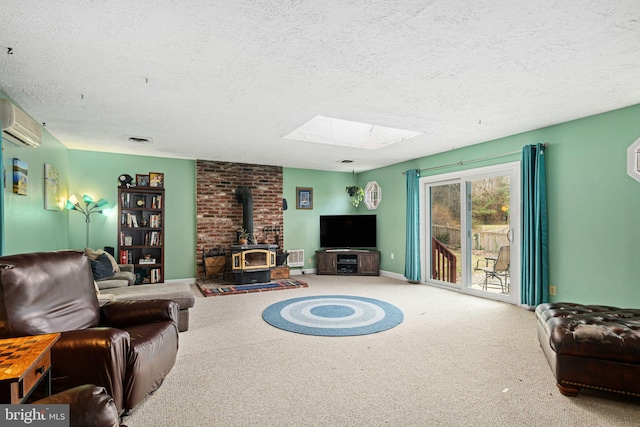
[{"left": 65, "top": 194, "right": 109, "bottom": 248}]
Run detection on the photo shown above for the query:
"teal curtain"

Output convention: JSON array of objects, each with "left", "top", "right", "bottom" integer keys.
[
  {"left": 521, "top": 144, "right": 548, "bottom": 306},
  {"left": 0, "top": 129, "right": 4, "bottom": 256},
  {"left": 404, "top": 169, "right": 421, "bottom": 282}
]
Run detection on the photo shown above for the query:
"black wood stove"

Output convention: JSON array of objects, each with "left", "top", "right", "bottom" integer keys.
[{"left": 230, "top": 244, "right": 278, "bottom": 284}]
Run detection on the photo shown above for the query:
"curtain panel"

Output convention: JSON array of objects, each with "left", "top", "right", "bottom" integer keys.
[
  {"left": 405, "top": 169, "right": 421, "bottom": 282},
  {"left": 0, "top": 130, "right": 4, "bottom": 255},
  {"left": 520, "top": 143, "right": 549, "bottom": 306}
]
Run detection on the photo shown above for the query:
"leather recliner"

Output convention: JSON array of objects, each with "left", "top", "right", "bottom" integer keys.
[
  {"left": 33, "top": 384, "right": 124, "bottom": 427},
  {"left": 0, "top": 250, "right": 179, "bottom": 414}
]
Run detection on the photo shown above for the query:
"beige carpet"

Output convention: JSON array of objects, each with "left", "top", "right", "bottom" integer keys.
[{"left": 124, "top": 275, "right": 640, "bottom": 426}]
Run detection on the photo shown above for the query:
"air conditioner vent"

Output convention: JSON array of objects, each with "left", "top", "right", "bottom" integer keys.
[{"left": 287, "top": 249, "right": 304, "bottom": 267}]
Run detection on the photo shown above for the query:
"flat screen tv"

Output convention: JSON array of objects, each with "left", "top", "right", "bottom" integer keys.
[{"left": 320, "top": 214, "right": 377, "bottom": 249}]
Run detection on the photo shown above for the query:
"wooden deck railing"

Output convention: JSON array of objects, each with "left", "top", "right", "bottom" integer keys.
[{"left": 432, "top": 237, "right": 457, "bottom": 283}]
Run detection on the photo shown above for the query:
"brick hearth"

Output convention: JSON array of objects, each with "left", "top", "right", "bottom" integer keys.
[{"left": 196, "top": 160, "right": 284, "bottom": 281}]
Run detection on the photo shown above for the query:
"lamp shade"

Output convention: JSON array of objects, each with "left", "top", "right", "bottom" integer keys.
[
  {"left": 82, "top": 194, "right": 93, "bottom": 204},
  {"left": 64, "top": 200, "right": 76, "bottom": 210},
  {"left": 96, "top": 198, "right": 109, "bottom": 208}
]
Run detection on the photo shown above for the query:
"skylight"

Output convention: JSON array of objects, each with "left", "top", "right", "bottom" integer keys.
[{"left": 284, "top": 116, "right": 422, "bottom": 149}]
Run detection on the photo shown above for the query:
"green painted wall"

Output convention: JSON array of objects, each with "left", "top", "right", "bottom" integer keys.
[
  {"left": 1, "top": 90, "right": 197, "bottom": 280},
  {"left": 3, "top": 84, "right": 640, "bottom": 306},
  {"left": 2, "top": 94, "right": 72, "bottom": 254},
  {"left": 358, "top": 104, "right": 640, "bottom": 307},
  {"left": 282, "top": 168, "right": 356, "bottom": 269},
  {"left": 68, "top": 151, "right": 196, "bottom": 280}
]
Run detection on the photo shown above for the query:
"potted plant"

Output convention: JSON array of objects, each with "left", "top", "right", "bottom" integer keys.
[
  {"left": 346, "top": 170, "right": 365, "bottom": 207},
  {"left": 346, "top": 185, "right": 364, "bottom": 207},
  {"left": 237, "top": 228, "right": 250, "bottom": 245}
]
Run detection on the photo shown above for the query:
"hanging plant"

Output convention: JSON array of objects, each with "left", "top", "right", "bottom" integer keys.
[
  {"left": 346, "top": 170, "right": 364, "bottom": 207},
  {"left": 346, "top": 185, "right": 364, "bottom": 207}
]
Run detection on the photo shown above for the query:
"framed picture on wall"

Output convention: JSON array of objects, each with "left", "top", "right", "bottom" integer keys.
[
  {"left": 296, "top": 187, "right": 313, "bottom": 209},
  {"left": 44, "top": 163, "right": 61, "bottom": 210},
  {"left": 13, "top": 158, "right": 28, "bottom": 196},
  {"left": 149, "top": 172, "right": 164, "bottom": 188},
  {"left": 136, "top": 174, "right": 150, "bottom": 187}
]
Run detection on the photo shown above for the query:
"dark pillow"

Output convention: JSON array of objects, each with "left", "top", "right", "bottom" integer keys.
[{"left": 90, "top": 254, "right": 114, "bottom": 280}]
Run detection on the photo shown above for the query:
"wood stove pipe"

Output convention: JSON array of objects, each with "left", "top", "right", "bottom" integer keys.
[{"left": 236, "top": 186, "right": 255, "bottom": 244}]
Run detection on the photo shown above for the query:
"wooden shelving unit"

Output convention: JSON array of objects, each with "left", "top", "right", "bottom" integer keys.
[{"left": 117, "top": 186, "right": 165, "bottom": 284}]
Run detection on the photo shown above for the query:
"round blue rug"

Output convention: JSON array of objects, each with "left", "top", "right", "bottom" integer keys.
[{"left": 262, "top": 295, "right": 404, "bottom": 336}]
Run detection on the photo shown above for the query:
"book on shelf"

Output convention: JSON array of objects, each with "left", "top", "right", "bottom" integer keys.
[
  {"left": 120, "top": 249, "right": 132, "bottom": 265},
  {"left": 149, "top": 214, "right": 161, "bottom": 228},
  {"left": 139, "top": 258, "right": 156, "bottom": 265},
  {"left": 151, "top": 195, "right": 162, "bottom": 209},
  {"left": 144, "top": 231, "right": 162, "bottom": 246},
  {"left": 121, "top": 213, "right": 139, "bottom": 228},
  {"left": 150, "top": 268, "right": 161, "bottom": 283}
]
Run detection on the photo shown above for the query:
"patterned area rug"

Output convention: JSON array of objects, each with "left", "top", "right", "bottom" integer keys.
[
  {"left": 197, "top": 279, "right": 308, "bottom": 297},
  {"left": 262, "top": 295, "right": 404, "bottom": 336}
]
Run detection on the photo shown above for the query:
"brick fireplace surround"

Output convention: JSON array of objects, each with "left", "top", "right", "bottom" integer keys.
[{"left": 196, "top": 160, "right": 284, "bottom": 281}]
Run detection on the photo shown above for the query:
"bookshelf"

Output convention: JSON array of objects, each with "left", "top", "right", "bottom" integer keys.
[{"left": 117, "top": 186, "right": 165, "bottom": 284}]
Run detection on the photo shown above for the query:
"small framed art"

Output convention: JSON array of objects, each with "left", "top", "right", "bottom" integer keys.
[
  {"left": 136, "top": 174, "right": 150, "bottom": 187},
  {"left": 149, "top": 172, "right": 164, "bottom": 188},
  {"left": 296, "top": 187, "right": 313, "bottom": 209},
  {"left": 13, "top": 158, "right": 28, "bottom": 196}
]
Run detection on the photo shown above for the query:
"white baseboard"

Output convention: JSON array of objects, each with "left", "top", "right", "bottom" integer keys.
[
  {"left": 165, "top": 277, "right": 197, "bottom": 285},
  {"left": 380, "top": 270, "right": 407, "bottom": 281},
  {"left": 290, "top": 268, "right": 316, "bottom": 276}
]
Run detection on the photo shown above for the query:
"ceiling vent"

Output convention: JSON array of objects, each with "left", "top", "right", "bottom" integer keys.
[{"left": 0, "top": 99, "right": 43, "bottom": 148}]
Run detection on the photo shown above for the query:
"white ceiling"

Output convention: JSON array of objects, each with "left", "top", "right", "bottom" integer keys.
[{"left": 1, "top": 1, "right": 639, "bottom": 172}]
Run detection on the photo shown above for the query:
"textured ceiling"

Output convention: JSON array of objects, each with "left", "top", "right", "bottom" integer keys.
[{"left": 1, "top": 1, "right": 639, "bottom": 172}]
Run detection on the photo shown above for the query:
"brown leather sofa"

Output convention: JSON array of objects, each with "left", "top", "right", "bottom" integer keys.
[
  {"left": 0, "top": 250, "right": 179, "bottom": 415},
  {"left": 536, "top": 302, "right": 640, "bottom": 397}
]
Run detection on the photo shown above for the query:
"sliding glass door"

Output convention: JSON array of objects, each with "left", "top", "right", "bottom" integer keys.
[
  {"left": 428, "top": 181, "right": 461, "bottom": 285},
  {"left": 421, "top": 163, "right": 520, "bottom": 304}
]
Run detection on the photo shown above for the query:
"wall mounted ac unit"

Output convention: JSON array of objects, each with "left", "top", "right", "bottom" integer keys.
[
  {"left": 0, "top": 99, "right": 43, "bottom": 148},
  {"left": 287, "top": 249, "right": 305, "bottom": 267}
]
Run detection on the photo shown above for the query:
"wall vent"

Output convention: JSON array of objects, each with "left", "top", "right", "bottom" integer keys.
[{"left": 287, "top": 249, "right": 304, "bottom": 267}]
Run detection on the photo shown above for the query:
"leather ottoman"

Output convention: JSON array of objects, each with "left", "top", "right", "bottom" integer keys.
[{"left": 536, "top": 302, "right": 640, "bottom": 397}]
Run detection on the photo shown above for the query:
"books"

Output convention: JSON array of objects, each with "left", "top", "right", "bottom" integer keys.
[
  {"left": 121, "top": 213, "right": 139, "bottom": 227},
  {"left": 145, "top": 231, "right": 162, "bottom": 246},
  {"left": 148, "top": 214, "right": 161, "bottom": 228}
]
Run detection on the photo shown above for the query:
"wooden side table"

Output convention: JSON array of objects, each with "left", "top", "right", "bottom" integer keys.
[{"left": 0, "top": 333, "right": 60, "bottom": 404}]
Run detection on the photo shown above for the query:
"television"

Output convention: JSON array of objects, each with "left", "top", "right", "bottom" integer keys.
[{"left": 320, "top": 214, "right": 377, "bottom": 249}]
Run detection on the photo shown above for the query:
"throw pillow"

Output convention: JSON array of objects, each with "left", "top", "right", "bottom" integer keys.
[
  {"left": 90, "top": 254, "right": 114, "bottom": 281},
  {"left": 84, "top": 247, "right": 101, "bottom": 260},
  {"left": 102, "top": 251, "right": 121, "bottom": 273},
  {"left": 85, "top": 248, "right": 120, "bottom": 273}
]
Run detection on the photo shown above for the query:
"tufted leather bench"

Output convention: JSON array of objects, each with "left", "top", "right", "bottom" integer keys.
[{"left": 536, "top": 302, "right": 640, "bottom": 397}]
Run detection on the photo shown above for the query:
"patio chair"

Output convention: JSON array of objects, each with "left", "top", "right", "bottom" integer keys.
[{"left": 474, "top": 246, "right": 510, "bottom": 293}]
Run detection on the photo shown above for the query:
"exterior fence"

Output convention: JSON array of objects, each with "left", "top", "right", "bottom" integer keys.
[{"left": 432, "top": 224, "right": 509, "bottom": 253}]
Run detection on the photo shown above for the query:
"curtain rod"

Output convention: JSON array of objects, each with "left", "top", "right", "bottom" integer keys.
[{"left": 402, "top": 142, "right": 550, "bottom": 175}]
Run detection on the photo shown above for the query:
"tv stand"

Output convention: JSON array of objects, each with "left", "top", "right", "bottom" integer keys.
[{"left": 315, "top": 249, "right": 380, "bottom": 276}]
